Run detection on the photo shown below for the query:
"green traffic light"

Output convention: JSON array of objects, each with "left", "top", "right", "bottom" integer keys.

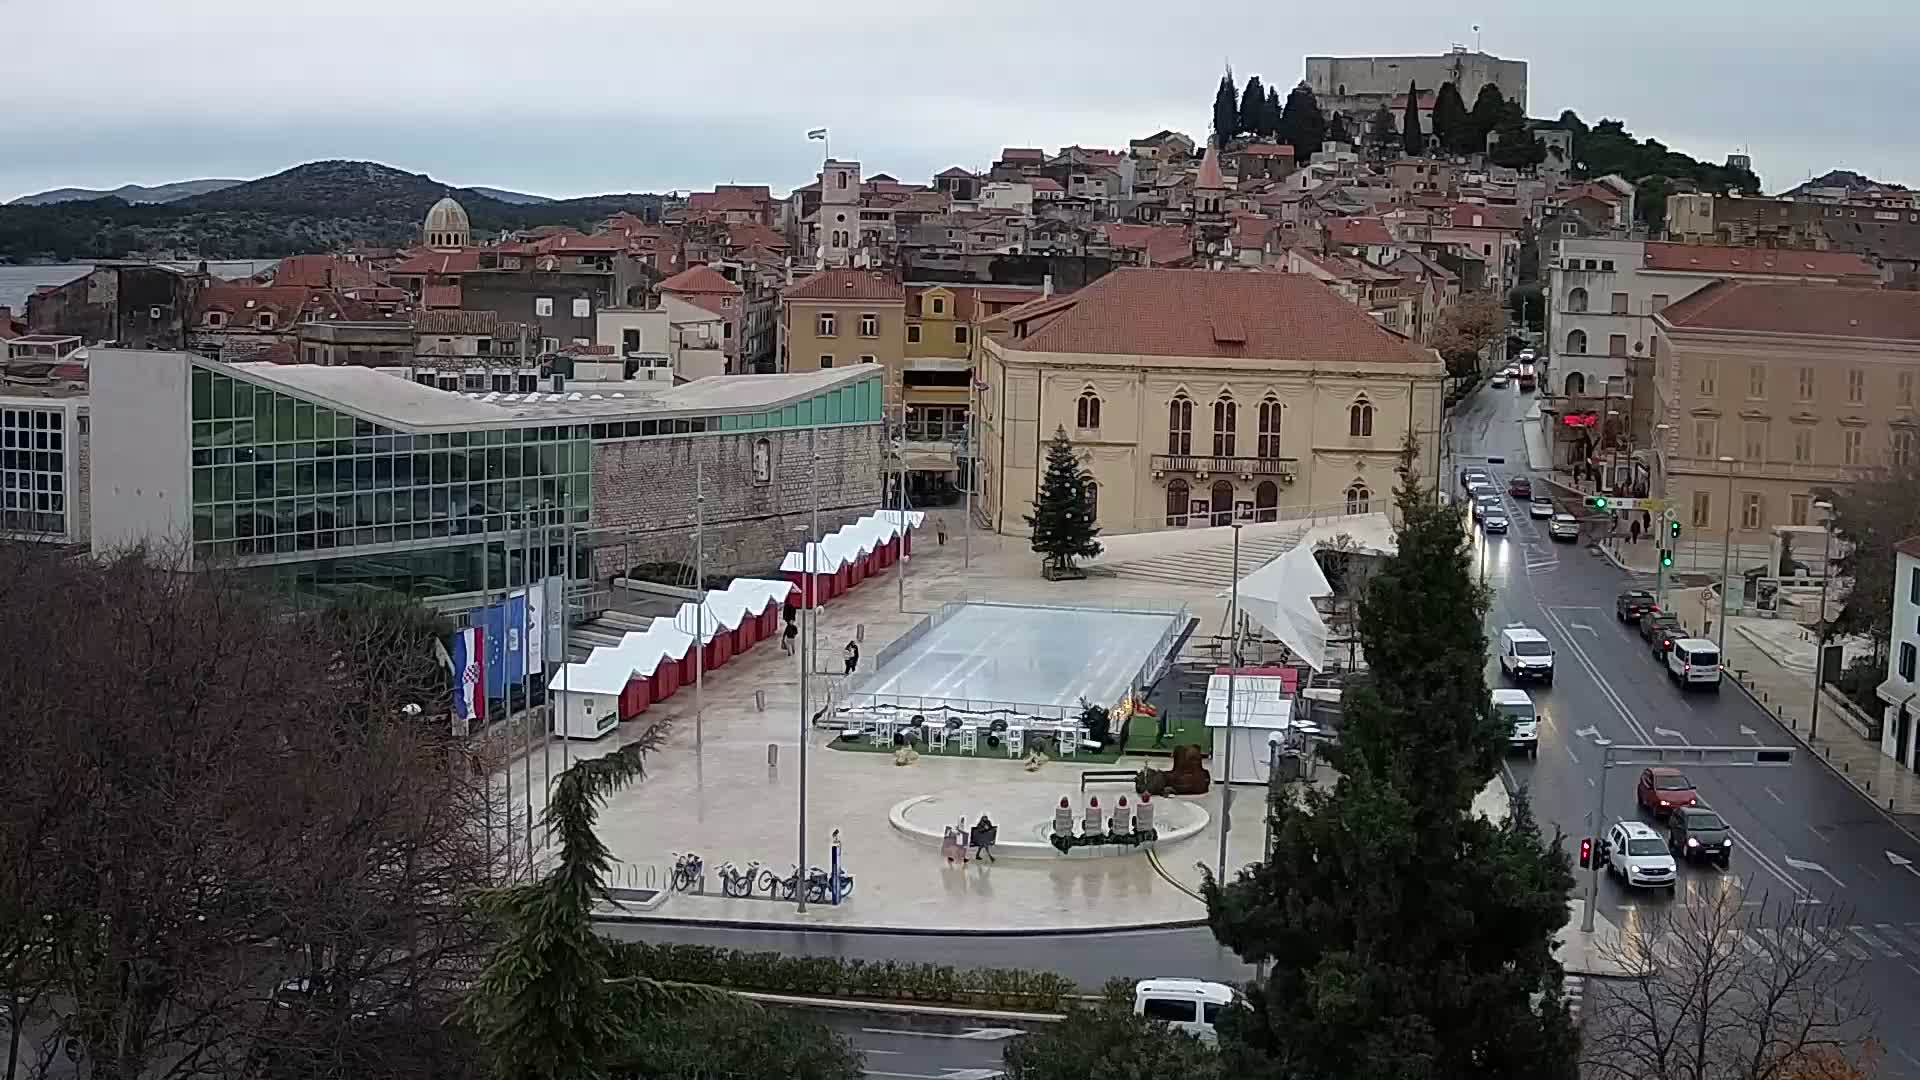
[
  {"left": 1661, "top": 553, "right": 1673, "bottom": 567},
  {"left": 1669, "top": 521, "right": 1682, "bottom": 538},
  {"left": 1593, "top": 496, "right": 1609, "bottom": 509}
]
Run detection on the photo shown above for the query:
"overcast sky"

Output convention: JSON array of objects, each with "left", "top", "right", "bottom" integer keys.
[{"left": 6, "top": 1, "right": 1915, "bottom": 203}]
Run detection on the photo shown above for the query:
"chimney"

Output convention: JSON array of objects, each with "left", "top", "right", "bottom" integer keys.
[{"left": 1042, "top": 274, "right": 1054, "bottom": 298}]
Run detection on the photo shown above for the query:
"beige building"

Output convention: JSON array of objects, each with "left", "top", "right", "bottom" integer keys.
[
  {"left": 977, "top": 268, "right": 1446, "bottom": 534},
  {"left": 778, "top": 269, "right": 907, "bottom": 402},
  {"left": 1651, "top": 281, "right": 1920, "bottom": 555}
]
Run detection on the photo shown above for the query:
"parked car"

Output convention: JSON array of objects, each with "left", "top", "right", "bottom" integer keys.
[
  {"left": 1668, "top": 805, "right": 1733, "bottom": 868},
  {"left": 1666, "top": 637, "right": 1723, "bottom": 691},
  {"left": 1492, "top": 688, "right": 1539, "bottom": 758},
  {"left": 1529, "top": 497, "right": 1555, "bottom": 519},
  {"left": 1498, "top": 627, "right": 1555, "bottom": 685},
  {"left": 1491, "top": 372, "right": 1510, "bottom": 388},
  {"left": 1133, "top": 979, "right": 1235, "bottom": 1043},
  {"left": 1460, "top": 467, "right": 1491, "bottom": 490},
  {"left": 1615, "top": 591, "right": 1656, "bottom": 623},
  {"left": 1636, "top": 767, "right": 1700, "bottom": 819},
  {"left": 1641, "top": 613, "right": 1685, "bottom": 657},
  {"left": 1508, "top": 477, "right": 1533, "bottom": 498},
  {"left": 1483, "top": 510, "right": 1510, "bottom": 534},
  {"left": 1473, "top": 493, "right": 1502, "bottom": 521},
  {"left": 1603, "top": 820, "right": 1678, "bottom": 893},
  {"left": 1548, "top": 512, "right": 1581, "bottom": 542}
]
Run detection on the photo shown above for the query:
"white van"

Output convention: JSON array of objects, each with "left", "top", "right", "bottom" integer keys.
[
  {"left": 1498, "top": 627, "right": 1555, "bottom": 685},
  {"left": 1492, "top": 688, "right": 1539, "bottom": 758},
  {"left": 1133, "top": 978, "right": 1235, "bottom": 1043},
  {"left": 1667, "top": 637, "right": 1722, "bottom": 691}
]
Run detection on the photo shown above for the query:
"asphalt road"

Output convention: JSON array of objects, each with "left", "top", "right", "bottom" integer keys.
[{"left": 811, "top": 1009, "right": 1026, "bottom": 1079}]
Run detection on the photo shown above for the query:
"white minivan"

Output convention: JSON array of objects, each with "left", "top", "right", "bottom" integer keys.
[
  {"left": 1499, "top": 627, "right": 1555, "bottom": 685},
  {"left": 1667, "top": 637, "right": 1722, "bottom": 691},
  {"left": 1492, "top": 688, "right": 1540, "bottom": 758},
  {"left": 1133, "top": 978, "right": 1236, "bottom": 1043}
]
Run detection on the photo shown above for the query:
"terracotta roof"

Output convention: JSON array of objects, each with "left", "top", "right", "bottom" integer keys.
[
  {"left": 1390, "top": 91, "right": 1438, "bottom": 110},
  {"left": 415, "top": 310, "right": 501, "bottom": 335},
  {"left": 423, "top": 285, "right": 462, "bottom": 309},
  {"left": 1001, "top": 268, "right": 1430, "bottom": 362},
  {"left": 1641, "top": 242, "right": 1877, "bottom": 279},
  {"left": 1448, "top": 203, "right": 1526, "bottom": 230},
  {"left": 689, "top": 187, "right": 771, "bottom": 213},
  {"left": 999, "top": 147, "right": 1045, "bottom": 162},
  {"left": 1231, "top": 217, "right": 1275, "bottom": 248},
  {"left": 1657, "top": 280, "right": 1920, "bottom": 340},
  {"left": 1030, "top": 177, "right": 1064, "bottom": 193},
  {"left": 783, "top": 269, "right": 905, "bottom": 303},
  {"left": 533, "top": 232, "right": 627, "bottom": 255},
  {"left": 1329, "top": 217, "right": 1394, "bottom": 246},
  {"left": 195, "top": 285, "right": 375, "bottom": 324},
  {"left": 1196, "top": 143, "right": 1225, "bottom": 190},
  {"left": 272, "top": 255, "right": 377, "bottom": 290},
  {"left": 726, "top": 221, "right": 787, "bottom": 252},
  {"left": 1103, "top": 224, "right": 1194, "bottom": 266},
  {"left": 388, "top": 250, "right": 484, "bottom": 275},
  {"left": 1895, "top": 535, "right": 1920, "bottom": 561},
  {"left": 936, "top": 166, "right": 975, "bottom": 179},
  {"left": 657, "top": 264, "right": 742, "bottom": 296},
  {"left": 1237, "top": 143, "right": 1296, "bottom": 158}
]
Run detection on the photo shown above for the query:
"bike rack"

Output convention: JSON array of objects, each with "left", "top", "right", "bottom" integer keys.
[{"left": 670, "top": 850, "right": 855, "bottom": 905}]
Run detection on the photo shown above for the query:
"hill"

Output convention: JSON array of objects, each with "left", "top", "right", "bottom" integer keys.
[
  {"left": 0, "top": 160, "right": 663, "bottom": 262},
  {"left": 1778, "top": 169, "right": 1908, "bottom": 199},
  {"left": 468, "top": 186, "right": 552, "bottom": 205},
  {"left": 8, "top": 179, "right": 245, "bottom": 207}
]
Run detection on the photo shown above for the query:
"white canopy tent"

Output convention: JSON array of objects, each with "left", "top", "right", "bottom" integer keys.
[{"left": 1224, "top": 516, "right": 1397, "bottom": 673}]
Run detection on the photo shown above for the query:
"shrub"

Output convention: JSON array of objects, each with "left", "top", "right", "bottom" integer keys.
[{"left": 615, "top": 942, "right": 1078, "bottom": 1011}]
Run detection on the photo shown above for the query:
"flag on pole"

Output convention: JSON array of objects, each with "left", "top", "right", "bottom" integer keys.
[
  {"left": 450, "top": 627, "right": 486, "bottom": 733},
  {"left": 806, "top": 128, "right": 828, "bottom": 140}
]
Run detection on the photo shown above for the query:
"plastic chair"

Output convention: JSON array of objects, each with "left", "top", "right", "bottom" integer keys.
[
  {"left": 957, "top": 726, "right": 979, "bottom": 754},
  {"left": 1055, "top": 725, "right": 1078, "bottom": 756},
  {"left": 1006, "top": 726, "right": 1025, "bottom": 758},
  {"left": 928, "top": 724, "right": 948, "bottom": 751},
  {"left": 873, "top": 719, "right": 897, "bottom": 746}
]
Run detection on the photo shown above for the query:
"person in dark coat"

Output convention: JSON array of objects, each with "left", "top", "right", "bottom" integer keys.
[
  {"left": 844, "top": 640, "right": 860, "bottom": 675},
  {"left": 969, "top": 815, "right": 997, "bottom": 862}
]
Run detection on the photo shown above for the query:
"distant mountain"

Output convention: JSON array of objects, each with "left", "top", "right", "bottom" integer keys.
[
  {"left": 1778, "top": 169, "right": 1910, "bottom": 199},
  {"left": 9, "top": 179, "right": 244, "bottom": 206},
  {"left": 468, "top": 186, "right": 552, "bottom": 205}
]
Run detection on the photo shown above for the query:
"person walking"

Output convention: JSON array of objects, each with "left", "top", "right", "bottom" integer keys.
[
  {"left": 1629, "top": 517, "right": 1643, "bottom": 545},
  {"left": 936, "top": 517, "right": 948, "bottom": 546},
  {"left": 843, "top": 640, "right": 860, "bottom": 676},
  {"left": 781, "top": 619, "right": 798, "bottom": 655}
]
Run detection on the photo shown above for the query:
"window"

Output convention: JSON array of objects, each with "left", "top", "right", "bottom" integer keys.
[
  {"left": 1901, "top": 370, "right": 1915, "bottom": 406},
  {"left": 1255, "top": 480, "right": 1279, "bottom": 521},
  {"left": 837, "top": 172, "right": 847, "bottom": 189},
  {"left": 1562, "top": 222, "right": 1577, "bottom": 235},
  {"left": 462, "top": 372, "right": 487, "bottom": 391},
  {"left": 859, "top": 355, "right": 876, "bottom": 365},
  {"left": 257, "top": 312, "right": 275, "bottom": 329},
  {"left": 907, "top": 324, "right": 921, "bottom": 344},
  {"left": 1167, "top": 395, "right": 1193, "bottom": 455},
  {"left": 1848, "top": 368, "right": 1865, "bottom": 403},
  {"left": 752, "top": 438, "right": 772, "bottom": 483},
  {"left": 1912, "top": 566, "right": 1920, "bottom": 605},
  {"left": 1895, "top": 430, "right": 1916, "bottom": 467},
  {"left": 1790, "top": 494, "right": 1810, "bottom": 526},
  {"left": 819, "top": 354, "right": 834, "bottom": 368},
  {"left": 1691, "top": 491, "right": 1711, "bottom": 528},
  {"left": 1793, "top": 427, "right": 1813, "bottom": 464},
  {"left": 1651, "top": 293, "right": 1670, "bottom": 312},
  {"left": 954, "top": 326, "right": 970, "bottom": 345},
  {"left": 535, "top": 297, "right": 553, "bottom": 317},
  {"left": 1844, "top": 429, "right": 1863, "bottom": 465},
  {"left": 572, "top": 298, "right": 591, "bottom": 318},
  {"left": 1566, "top": 287, "right": 1589, "bottom": 312},
  {"left": 1741, "top": 493, "right": 1764, "bottom": 531},
  {"left": 1743, "top": 421, "right": 1767, "bottom": 461},
  {"left": 1747, "top": 364, "right": 1766, "bottom": 399},
  {"left": 623, "top": 329, "right": 641, "bottom": 354},
  {"left": 1902, "top": 642, "right": 1917, "bottom": 683},
  {"left": 1348, "top": 398, "right": 1374, "bottom": 437},
  {"left": 1257, "top": 396, "right": 1283, "bottom": 458},
  {"left": 1076, "top": 391, "right": 1102, "bottom": 430},
  {"left": 1564, "top": 372, "right": 1587, "bottom": 396},
  {"left": 721, "top": 296, "right": 734, "bottom": 309},
  {"left": 1610, "top": 292, "right": 1629, "bottom": 314},
  {"left": 1601, "top": 259, "right": 1615, "bottom": 271},
  {"left": 1798, "top": 366, "right": 1816, "bottom": 402},
  {"left": 931, "top": 296, "right": 946, "bottom": 315},
  {"left": 1566, "top": 329, "right": 1587, "bottom": 354},
  {"left": 1693, "top": 420, "right": 1716, "bottom": 459},
  {"left": 1213, "top": 395, "right": 1237, "bottom": 456},
  {"left": 859, "top": 313, "right": 878, "bottom": 337},
  {"left": 1608, "top": 334, "right": 1627, "bottom": 358},
  {"left": 817, "top": 312, "right": 836, "bottom": 337},
  {"left": 723, "top": 323, "right": 732, "bottom": 339},
  {"left": 206, "top": 311, "right": 226, "bottom": 328},
  {"left": 1166, "top": 479, "right": 1190, "bottom": 526},
  {"left": 1698, "top": 360, "right": 1717, "bottom": 396},
  {"left": 1345, "top": 482, "right": 1371, "bottom": 515}
]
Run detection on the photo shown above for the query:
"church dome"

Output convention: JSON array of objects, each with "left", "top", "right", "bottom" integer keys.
[{"left": 423, "top": 196, "right": 471, "bottom": 248}]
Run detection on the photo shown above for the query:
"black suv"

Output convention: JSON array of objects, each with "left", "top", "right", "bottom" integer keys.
[
  {"left": 1640, "top": 612, "right": 1684, "bottom": 656},
  {"left": 1668, "top": 805, "right": 1732, "bottom": 867},
  {"left": 1615, "top": 591, "right": 1656, "bottom": 623}
]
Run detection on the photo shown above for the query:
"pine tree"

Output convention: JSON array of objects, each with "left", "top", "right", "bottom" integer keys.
[
  {"left": 1401, "top": 81, "right": 1425, "bottom": 156},
  {"left": 1277, "top": 82, "right": 1327, "bottom": 161},
  {"left": 1025, "top": 427, "right": 1102, "bottom": 572},
  {"left": 1204, "top": 445, "right": 1579, "bottom": 1080},
  {"left": 1266, "top": 86, "right": 1283, "bottom": 138},
  {"left": 1432, "top": 81, "right": 1470, "bottom": 154},
  {"left": 1239, "top": 75, "right": 1268, "bottom": 139},
  {"left": 1487, "top": 99, "right": 1547, "bottom": 170},
  {"left": 1469, "top": 84, "right": 1508, "bottom": 152},
  {"left": 1367, "top": 105, "right": 1397, "bottom": 152},
  {"left": 1326, "top": 111, "right": 1351, "bottom": 145},
  {"left": 1212, "top": 69, "right": 1239, "bottom": 149}
]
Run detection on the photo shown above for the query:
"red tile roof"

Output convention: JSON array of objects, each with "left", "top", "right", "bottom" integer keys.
[
  {"left": 272, "top": 255, "right": 377, "bottom": 289},
  {"left": 1238, "top": 143, "right": 1296, "bottom": 158},
  {"left": 388, "top": 249, "right": 484, "bottom": 275},
  {"left": 1030, "top": 177, "right": 1064, "bottom": 193},
  {"left": 689, "top": 186, "right": 771, "bottom": 214},
  {"left": 1657, "top": 280, "right": 1920, "bottom": 340},
  {"left": 423, "top": 284, "right": 462, "bottom": 309},
  {"left": 195, "top": 285, "right": 377, "bottom": 325},
  {"left": 999, "top": 147, "right": 1045, "bottom": 162},
  {"left": 1103, "top": 224, "right": 1194, "bottom": 266},
  {"left": 726, "top": 221, "right": 788, "bottom": 252},
  {"left": 1196, "top": 143, "right": 1225, "bottom": 189},
  {"left": 783, "top": 269, "right": 905, "bottom": 303},
  {"left": 1641, "top": 242, "right": 1877, "bottom": 279},
  {"left": 533, "top": 232, "right": 627, "bottom": 255},
  {"left": 1390, "top": 91, "right": 1438, "bottom": 110},
  {"left": 1001, "top": 268, "right": 1431, "bottom": 362},
  {"left": 657, "top": 264, "right": 742, "bottom": 296},
  {"left": 936, "top": 166, "right": 976, "bottom": 179},
  {"left": 1448, "top": 203, "right": 1526, "bottom": 230},
  {"left": 1329, "top": 217, "right": 1394, "bottom": 246}
]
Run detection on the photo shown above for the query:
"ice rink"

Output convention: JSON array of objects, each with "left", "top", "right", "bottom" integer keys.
[{"left": 849, "top": 601, "right": 1184, "bottom": 714}]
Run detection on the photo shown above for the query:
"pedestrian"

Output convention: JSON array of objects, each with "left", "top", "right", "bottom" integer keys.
[
  {"left": 844, "top": 640, "right": 859, "bottom": 676},
  {"left": 782, "top": 620, "right": 798, "bottom": 655},
  {"left": 936, "top": 517, "right": 948, "bottom": 546},
  {"left": 1630, "top": 518, "right": 1642, "bottom": 545},
  {"left": 969, "top": 814, "right": 997, "bottom": 863}
]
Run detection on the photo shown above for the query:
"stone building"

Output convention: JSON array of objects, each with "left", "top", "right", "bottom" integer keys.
[
  {"left": 25, "top": 263, "right": 207, "bottom": 349},
  {"left": 1305, "top": 47, "right": 1528, "bottom": 119}
]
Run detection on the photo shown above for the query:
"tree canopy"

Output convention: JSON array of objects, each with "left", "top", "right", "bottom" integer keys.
[
  {"left": 1432, "top": 82, "right": 1471, "bottom": 154},
  {"left": 1817, "top": 451, "right": 1920, "bottom": 661},
  {"left": 1212, "top": 70, "right": 1240, "bottom": 148},
  {"left": 1534, "top": 109, "right": 1762, "bottom": 232},
  {"left": 1025, "top": 427, "right": 1103, "bottom": 571},
  {"left": 1239, "top": 75, "right": 1271, "bottom": 138},
  {"left": 1275, "top": 83, "right": 1328, "bottom": 161},
  {"left": 1401, "top": 82, "right": 1425, "bottom": 156}
]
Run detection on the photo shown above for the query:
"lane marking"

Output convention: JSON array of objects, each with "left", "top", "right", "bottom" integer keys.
[
  {"left": 1734, "top": 929, "right": 1770, "bottom": 960},
  {"left": 1782, "top": 855, "right": 1846, "bottom": 891},
  {"left": 1850, "top": 925, "right": 1901, "bottom": 958},
  {"left": 1766, "top": 787, "right": 1786, "bottom": 805},
  {"left": 1878, "top": 923, "right": 1920, "bottom": 955},
  {"left": 1566, "top": 744, "right": 1580, "bottom": 764},
  {"left": 1785, "top": 926, "right": 1840, "bottom": 962}
]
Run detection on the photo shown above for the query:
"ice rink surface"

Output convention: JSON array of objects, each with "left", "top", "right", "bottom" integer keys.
[{"left": 854, "top": 601, "right": 1182, "bottom": 710}]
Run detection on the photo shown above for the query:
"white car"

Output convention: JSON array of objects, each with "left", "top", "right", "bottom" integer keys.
[
  {"left": 1492, "top": 687, "right": 1539, "bottom": 758},
  {"left": 1548, "top": 512, "right": 1581, "bottom": 542},
  {"left": 1491, "top": 372, "right": 1510, "bottom": 388},
  {"left": 1498, "top": 627, "right": 1554, "bottom": 685},
  {"left": 1134, "top": 978, "right": 1235, "bottom": 1043},
  {"left": 1604, "top": 820, "right": 1678, "bottom": 893},
  {"left": 1529, "top": 497, "right": 1555, "bottom": 519},
  {"left": 1666, "top": 637, "right": 1723, "bottom": 691}
]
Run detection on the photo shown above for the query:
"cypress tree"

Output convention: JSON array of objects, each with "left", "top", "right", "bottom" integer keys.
[
  {"left": 1469, "top": 84, "right": 1508, "bottom": 152},
  {"left": 1401, "top": 81, "right": 1425, "bottom": 156},
  {"left": 1025, "top": 427, "right": 1102, "bottom": 572},
  {"left": 1278, "top": 82, "right": 1327, "bottom": 161},
  {"left": 1266, "top": 86, "right": 1283, "bottom": 138},
  {"left": 1433, "top": 81, "right": 1470, "bottom": 154},
  {"left": 1239, "top": 75, "right": 1268, "bottom": 139},
  {"left": 1212, "top": 69, "right": 1239, "bottom": 148},
  {"left": 1367, "top": 105, "right": 1397, "bottom": 153}
]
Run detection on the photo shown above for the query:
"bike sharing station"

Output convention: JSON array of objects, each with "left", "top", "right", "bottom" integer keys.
[{"left": 666, "top": 828, "right": 857, "bottom": 907}]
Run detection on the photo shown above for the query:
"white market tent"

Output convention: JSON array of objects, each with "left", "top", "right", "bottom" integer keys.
[
  {"left": 1202, "top": 674, "right": 1322, "bottom": 784},
  {"left": 1225, "top": 515, "right": 1397, "bottom": 673},
  {"left": 778, "top": 510, "right": 925, "bottom": 575}
]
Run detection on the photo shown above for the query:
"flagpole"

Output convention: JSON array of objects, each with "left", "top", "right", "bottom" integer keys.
[
  {"left": 478, "top": 542, "right": 496, "bottom": 884},
  {"left": 539, "top": 519, "right": 552, "bottom": 853},
  {"left": 520, "top": 513, "right": 535, "bottom": 875},
  {"left": 695, "top": 460, "right": 706, "bottom": 750}
]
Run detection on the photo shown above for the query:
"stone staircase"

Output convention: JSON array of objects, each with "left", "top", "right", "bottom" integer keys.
[
  {"left": 1101, "top": 526, "right": 1309, "bottom": 589},
  {"left": 567, "top": 608, "right": 654, "bottom": 663}
]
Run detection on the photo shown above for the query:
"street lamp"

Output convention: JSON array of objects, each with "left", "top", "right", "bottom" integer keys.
[
  {"left": 1810, "top": 500, "right": 1835, "bottom": 739},
  {"left": 1716, "top": 455, "right": 1735, "bottom": 653},
  {"left": 1216, "top": 520, "right": 1244, "bottom": 882}
]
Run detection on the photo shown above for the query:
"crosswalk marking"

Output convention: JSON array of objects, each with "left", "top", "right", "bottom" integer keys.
[
  {"left": 1877, "top": 923, "right": 1920, "bottom": 954},
  {"left": 1786, "top": 927, "right": 1843, "bottom": 961},
  {"left": 1564, "top": 974, "right": 1586, "bottom": 1026},
  {"left": 1850, "top": 926, "right": 1901, "bottom": 958},
  {"left": 1827, "top": 930, "right": 1874, "bottom": 961},
  {"left": 1733, "top": 929, "right": 1771, "bottom": 960}
]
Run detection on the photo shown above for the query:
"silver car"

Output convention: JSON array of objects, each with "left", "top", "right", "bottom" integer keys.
[
  {"left": 1549, "top": 512, "right": 1581, "bottom": 542},
  {"left": 1529, "top": 497, "right": 1554, "bottom": 519}
]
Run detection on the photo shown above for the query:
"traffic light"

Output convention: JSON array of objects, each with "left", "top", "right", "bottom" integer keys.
[
  {"left": 1578, "top": 837, "right": 1593, "bottom": 868},
  {"left": 1669, "top": 520, "right": 1682, "bottom": 540},
  {"left": 1661, "top": 551, "right": 1674, "bottom": 568},
  {"left": 1586, "top": 495, "right": 1610, "bottom": 510}
]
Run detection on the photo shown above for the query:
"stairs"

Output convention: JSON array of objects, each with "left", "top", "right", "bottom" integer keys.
[
  {"left": 1564, "top": 974, "right": 1587, "bottom": 1027},
  {"left": 1102, "top": 526, "right": 1309, "bottom": 589},
  {"left": 568, "top": 608, "right": 653, "bottom": 663}
]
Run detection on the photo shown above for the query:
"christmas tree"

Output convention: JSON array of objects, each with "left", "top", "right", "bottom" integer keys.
[{"left": 1025, "top": 427, "right": 1102, "bottom": 572}]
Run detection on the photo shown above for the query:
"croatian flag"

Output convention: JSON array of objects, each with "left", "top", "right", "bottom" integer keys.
[{"left": 450, "top": 627, "right": 486, "bottom": 731}]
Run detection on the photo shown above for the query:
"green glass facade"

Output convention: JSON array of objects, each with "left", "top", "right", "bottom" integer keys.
[{"left": 189, "top": 364, "right": 590, "bottom": 564}]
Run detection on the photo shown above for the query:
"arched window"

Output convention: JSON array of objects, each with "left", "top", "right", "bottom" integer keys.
[
  {"left": 1564, "top": 371, "right": 1588, "bottom": 396},
  {"left": 1567, "top": 328, "right": 1588, "bottom": 355},
  {"left": 1348, "top": 398, "right": 1374, "bottom": 438},
  {"left": 1084, "top": 481, "right": 1099, "bottom": 524},
  {"left": 1076, "top": 391, "right": 1102, "bottom": 430},
  {"left": 1210, "top": 480, "right": 1234, "bottom": 526},
  {"left": 1166, "top": 479, "right": 1190, "bottom": 526},
  {"left": 752, "top": 438, "right": 772, "bottom": 483},
  {"left": 1257, "top": 396, "right": 1283, "bottom": 458},
  {"left": 1255, "top": 480, "right": 1279, "bottom": 522},
  {"left": 1567, "top": 287, "right": 1589, "bottom": 312},
  {"left": 1167, "top": 395, "right": 1193, "bottom": 455},
  {"left": 1346, "top": 482, "right": 1372, "bottom": 515},
  {"left": 1213, "top": 395, "right": 1237, "bottom": 456}
]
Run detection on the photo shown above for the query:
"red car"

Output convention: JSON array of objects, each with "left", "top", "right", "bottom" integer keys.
[
  {"left": 1637, "top": 767, "right": 1699, "bottom": 819},
  {"left": 1508, "top": 477, "right": 1533, "bottom": 498}
]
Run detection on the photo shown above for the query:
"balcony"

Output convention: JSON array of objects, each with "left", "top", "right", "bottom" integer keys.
[{"left": 1151, "top": 454, "right": 1299, "bottom": 480}]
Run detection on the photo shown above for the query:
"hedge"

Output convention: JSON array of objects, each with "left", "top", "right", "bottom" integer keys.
[{"left": 616, "top": 942, "right": 1079, "bottom": 1012}]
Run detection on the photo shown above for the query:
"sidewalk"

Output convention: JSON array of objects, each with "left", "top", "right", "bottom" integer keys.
[{"left": 1663, "top": 587, "right": 1920, "bottom": 834}]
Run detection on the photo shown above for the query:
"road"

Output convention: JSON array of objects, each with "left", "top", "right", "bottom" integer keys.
[{"left": 1458, "top": 383, "right": 1920, "bottom": 1076}]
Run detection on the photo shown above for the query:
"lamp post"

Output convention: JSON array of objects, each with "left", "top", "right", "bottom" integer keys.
[
  {"left": 1716, "top": 455, "right": 1735, "bottom": 653},
  {"left": 694, "top": 461, "right": 705, "bottom": 749},
  {"left": 1810, "top": 500, "right": 1835, "bottom": 739},
  {"left": 1215, "top": 520, "right": 1243, "bottom": 882},
  {"left": 1652, "top": 423, "right": 1672, "bottom": 602},
  {"left": 798, "top": 427, "right": 820, "bottom": 912}
]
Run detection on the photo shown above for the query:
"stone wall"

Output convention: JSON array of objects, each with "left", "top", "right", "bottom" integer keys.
[{"left": 587, "top": 423, "right": 884, "bottom": 582}]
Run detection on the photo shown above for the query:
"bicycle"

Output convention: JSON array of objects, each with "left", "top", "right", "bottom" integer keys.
[
  {"left": 671, "top": 852, "right": 705, "bottom": 893},
  {"left": 715, "top": 861, "right": 760, "bottom": 898}
]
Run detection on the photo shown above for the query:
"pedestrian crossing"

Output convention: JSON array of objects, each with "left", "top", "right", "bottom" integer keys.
[
  {"left": 1564, "top": 974, "right": 1586, "bottom": 1026},
  {"left": 1525, "top": 554, "right": 1560, "bottom": 577},
  {"left": 1671, "top": 921, "right": 1920, "bottom": 966}
]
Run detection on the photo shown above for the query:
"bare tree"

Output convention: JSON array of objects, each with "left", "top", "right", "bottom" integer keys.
[{"left": 1583, "top": 886, "right": 1878, "bottom": 1080}]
